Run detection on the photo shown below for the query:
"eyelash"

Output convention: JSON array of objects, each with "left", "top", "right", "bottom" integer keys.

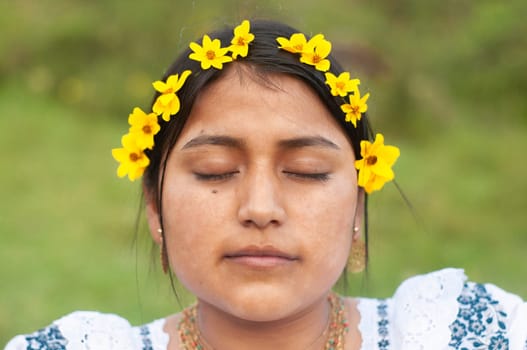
[
  {"left": 193, "top": 172, "right": 239, "bottom": 181},
  {"left": 193, "top": 171, "right": 330, "bottom": 182},
  {"left": 283, "top": 171, "right": 330, "bottom": 181}
]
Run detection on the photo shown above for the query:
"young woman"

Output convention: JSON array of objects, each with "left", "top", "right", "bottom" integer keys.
[{"left": 6, "top": 19, "right": 526, "bottom": 350}]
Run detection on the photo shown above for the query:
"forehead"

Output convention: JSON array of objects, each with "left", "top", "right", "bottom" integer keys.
[{"left": 175, "top": 67, "right": 352, "bottom": 149}]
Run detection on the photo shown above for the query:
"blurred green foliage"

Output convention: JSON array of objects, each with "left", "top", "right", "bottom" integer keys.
[{"left": 1, "top": 0, "right": 526, "bottom": 344}]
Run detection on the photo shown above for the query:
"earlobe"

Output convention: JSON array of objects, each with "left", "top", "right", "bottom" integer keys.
[{"left": 144, "top": 189, "right": 163, "bottom": 245}]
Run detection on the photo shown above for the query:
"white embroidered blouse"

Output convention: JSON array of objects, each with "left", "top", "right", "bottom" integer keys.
[{"left": 5, "top": 269, "right": 527, "bottom": 350}]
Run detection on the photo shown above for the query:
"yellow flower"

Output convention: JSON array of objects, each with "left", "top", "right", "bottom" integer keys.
[
  {"left": 128, "top": 107, "right": 160, "bottom": 150},
  {"left": 152, "top": 70, "right": 191, "bottom": 122},
  {"left": 112, "top": 133, "right": 150, "bottom": 181},
  {"left": 230, "top": 20, "right": 255, "bottom": 59},
  {"left": 300, "top": 34, "right": 332, "bottom": 72},
  {"left": 189, "top": 34, "right": 233, "bottom": 70},
  {"left": 355, "top": 133, "right": 400, "bottom": 194},
  {"left": 325, "top": 72, "right": 360, "bottom": 97},
  {"left": 340, "top": 87, "right": 370, "bottom": 127},
  {"left": 276, "top": 33, "right": 308, "bottom": 54}
]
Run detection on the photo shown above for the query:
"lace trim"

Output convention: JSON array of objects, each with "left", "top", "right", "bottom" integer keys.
[
  {"left": 23, "top": 324, "right": 68, "bottom": 349},
  {"left": 376, "top": 301, "right": 390, "bottom": 349},
  {"left": 357, "top": 298, "right": 382, "bottom": 350},
  {"left": 139, "top": 325, "right": 154, "bottom": 350},
  {"left": 135, "top": 318, "right": 169, "bottom": 350},
  {"left": 358, "top": 268, "right": 466, "bottom": 350},
  {"left": 448, "top": 282, "right": 510, "bottom": 350}
]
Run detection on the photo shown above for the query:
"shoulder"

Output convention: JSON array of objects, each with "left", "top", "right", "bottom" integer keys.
[
  {"left": 4, "top": 311, "right": 169, "bottom": 350},
  {"left": 355, "top": 268, "right": 527, "bottom": 349}
]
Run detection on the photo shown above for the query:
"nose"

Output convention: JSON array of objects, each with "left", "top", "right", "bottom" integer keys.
[{"left": 237, "top": 166, "right": 286, "bottom": 229}]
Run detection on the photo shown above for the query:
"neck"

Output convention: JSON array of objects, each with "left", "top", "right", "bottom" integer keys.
[{"left": 195, "top": 294, "right": 332, "bottom": 350}]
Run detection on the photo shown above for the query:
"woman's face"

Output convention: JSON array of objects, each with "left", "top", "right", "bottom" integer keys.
[{"left": 148, "top": 68, "right": 360, "bottom": 321}]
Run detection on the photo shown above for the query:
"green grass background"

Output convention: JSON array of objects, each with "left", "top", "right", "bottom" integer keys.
[{"left": 1, "top": 0, "right": 526, "bottom": 344}]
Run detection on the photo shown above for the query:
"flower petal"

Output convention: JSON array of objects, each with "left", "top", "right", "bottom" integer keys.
[
  {"left": 379, "top": 145, "right": 400, "bottom": 166},
  {"left": 172, "top": 70, "right": 192, "bottom": 92},
  {"left": 371, "top": 159, "right": 395, "bottom": 179},
  {"left": 315, "top": 59, "right": 331, "bottom": 72},
  {"left": 315, "top": 39, "right": 332, "bottom": 57},
  {"left": 152, "top": 81, "right": 168, "bottom": 93},
  {"left": 234, "top": 20, "right": 250, "bottom": 36},
  {"left": 189, "top": 41, "right": 203, "bottom": 54}
]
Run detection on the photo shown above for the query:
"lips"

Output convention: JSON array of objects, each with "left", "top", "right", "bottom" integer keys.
[{"left": 224, "top": 245, "right": 299, "bottom": 268}]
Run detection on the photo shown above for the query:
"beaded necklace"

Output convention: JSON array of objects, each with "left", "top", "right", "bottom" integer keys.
[{"left": 178, "top": 293, "right": 349, "bottom": 350}]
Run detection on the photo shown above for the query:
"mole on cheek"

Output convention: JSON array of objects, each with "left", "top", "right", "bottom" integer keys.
[{"left": 211, "top": 189, "right": 218, "bottom": 194}]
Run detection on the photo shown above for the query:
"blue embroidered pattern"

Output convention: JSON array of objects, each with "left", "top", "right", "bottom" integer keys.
[
  {"left": 24, "top": 325, "right": 67, "bottom": 350},
  {"left": 139, "top": 325, "right": 154, "bottom": 350},
  {"left": 448, "top": 282, "right": 509, "bottom": 350},
  {"left": 377, "top": 301, "right": 390, "bottom": 349}
]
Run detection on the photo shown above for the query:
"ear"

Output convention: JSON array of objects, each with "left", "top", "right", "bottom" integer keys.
[
  {"left": 144, "top": 186, "right": 163, "bottom": 245},
  {"left": 352, "top": 188, "right": 365, "bottom": 241}
]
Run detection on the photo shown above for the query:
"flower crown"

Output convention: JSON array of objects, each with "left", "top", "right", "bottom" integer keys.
[{"left": 112, "top": 20, "right": 400, "bottom": 194}]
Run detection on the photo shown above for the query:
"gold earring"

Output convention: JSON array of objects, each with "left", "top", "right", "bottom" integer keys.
[{"left": 347, "top": 239, "right": 366, "bottom": 273}]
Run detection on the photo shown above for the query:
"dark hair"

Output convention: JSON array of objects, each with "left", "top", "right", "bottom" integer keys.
[{"left": 143, "top": 19, "right": 373, "bottom": 273}]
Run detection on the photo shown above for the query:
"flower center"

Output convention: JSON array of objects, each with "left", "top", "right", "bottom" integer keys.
[
  {"left": 142, "top": 125, "right": 152, "bottom": 134},
  {"left": 237, "top": 37, "right": 246, "bottom": 46},
  {"left": 312, "top": 54, "right": 321, "bottom": 63},
  {"left": 336, "top": 81, "right": 345, "bottom": 90},
  {"left": 351, "top": 105, "right": 360, "bottom": 114},
  {"left": 129, "top": 153, "right": 140, "bottom": 162},
  {"left": 294, "top": 44, "right": 303, "bottom": 51},
  {"left": 206, "top": 50, "right": 216, "bottom": 60},
  {"left": 366, "top": 155, "right": 378, "bottom": 165}
]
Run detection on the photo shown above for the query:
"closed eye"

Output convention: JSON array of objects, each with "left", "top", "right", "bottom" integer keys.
[
  {"left": 193, "top": 171, "right": 239, "bottom": 181},
  {"left": 282, "top": 171, "right": 330, "bottom": 181}
]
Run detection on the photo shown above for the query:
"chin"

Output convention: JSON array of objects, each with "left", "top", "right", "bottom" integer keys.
[
  {"left": 203, "top": 284, "right": 324, "bottom": 323},
  {"left": 226, "top": 299, "right": 299, "bottom": 322}
]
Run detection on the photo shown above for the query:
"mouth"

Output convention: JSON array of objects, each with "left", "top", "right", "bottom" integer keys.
[{"left": 224, "top": 245, "right": 299, "bottom": 268}]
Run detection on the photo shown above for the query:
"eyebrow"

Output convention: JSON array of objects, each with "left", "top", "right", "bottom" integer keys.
[
  {"left": 181, "top": 134, "right": 340, "bottom": 150},
  {"left": 182, "top": 135, "right": 245, "bottom": 149},
  {"left": 278, "top": 136, "right": 340, "bottom": 150}
]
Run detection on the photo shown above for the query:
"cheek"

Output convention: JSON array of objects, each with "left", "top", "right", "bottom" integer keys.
[
  {"left": 307, "top": 206, "right": 353, "bottom": 268},
  {"left": 161, "top": 184, "right": 225, "bottom": 278},
  {"left": 161, "top": 172, "right": 226, "bottom": 237},
  {"left": 298, "top": 175, "right": 357, "bottom": 236},
  {"left": 294, "top": 182, "right": 357, "bottom": 280}
]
